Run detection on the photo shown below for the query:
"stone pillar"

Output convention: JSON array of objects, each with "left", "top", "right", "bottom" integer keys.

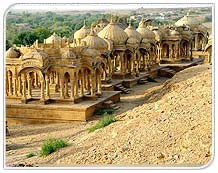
[
  {"left": 27, "top": 74, "right": 32, "bottom": 98},
  {"left": 34, "top": 73, "right": 38, "bottom": 87},
  {"left": 130, "top": 57, "right": 135, "bottom": 76},
  {"left": 108, "top": 56, "right": 112, "bottom": 80},
  {"left": 194, "top": 34, "right": 198, "bottom": 50},
  {"left": 135, "top": 53, "right": 139, "bottom": 77},
  {"left": 8, "top": 72, "right": 12, "bottom": 96},
  {"left": 13, "top": 77, "right": 17, "bottom": 96},
  {"left": 21, "top": 75, "right": 27, "bottom": 103},
  {"left": 81, "top": 70, "right": 85, "bottom": 96},
  {"left": 59, "top": 78, "right": 64, "bottom": 99},
  {"left": 120, "top": 52, "right": 125, "bottom": 74},
  {"left": 45, "top": 75, "right": 50, "bottom": 99},
  {"left": 97, "top": 73, "right": 102, "bottom": 95},
  {"left": 90, "top": 72, "right": 95, "bottom": 96},
  {"left": 87, "top": 74, "right": 91, "bottom": 93},
  {"left": 17, "top": 76, "right": 21, "bottom": 96},
  {"left": 70, "top": 78, "right": 75, "bottom": 100},
  {"left": 55, "top": 72, "right": 59, "bottom": 85},
  {"left": 75, "top": 72, "right": 79, "bottom": 98},
  {"left": 40, "top": 80, "right": 45, "bottom": 101}
]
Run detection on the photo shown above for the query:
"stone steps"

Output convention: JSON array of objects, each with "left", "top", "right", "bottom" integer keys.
[
  {"left": 101, "top": 100, "right": 120, "bottom": 110},
  {"left": 114, "top": 84, "right": 131, "bottom": 94},
  {"left": 138, "top": 78, "right": 149, "bottom": 85},
  {"left": 160, "top": 67, "right": 177, "bottom": 77}
]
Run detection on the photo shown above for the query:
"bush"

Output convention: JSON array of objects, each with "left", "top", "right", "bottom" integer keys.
[
  {"left": 40, "top": 138, "right": 68, "bottom": 157},
  {"left": 87, "top": 114, "right": 117, "bottom": 133},
  {"left": 26, "top": 152, "right": 36, "bottom": 158}
]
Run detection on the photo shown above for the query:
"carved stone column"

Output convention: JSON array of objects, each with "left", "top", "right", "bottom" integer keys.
[
  {"left": 8, "top": 72, "right": 12, "bottom": 96},
  {"left": 70, "top": 77, "right": 75, "bottom": 100},
  {"left": 130, "top": 57, "right": 135, "bottom": 76},
  {"left": 40, "top": 80, "right": 45, "bottom": 101},
  {"left": 90, "top": 72, "right": 95, "bottom": 96},
  {"left": 108, "top": 56, "right": 112, "bottom": 80},
  {"left": 13, "top": 77, "right": 17, "bottom": 96},
  {"left": 75, "top": 72, "right": 79, "bottom": 98},
  {"left": 194, "top": 34, "right": 198, "bottom": 50},
  {"left": 87, "top": 74, "right": 91, "bottom": 93},
  {"left": 27, "top": 74, "right": 32, "bottom": 98},
  {"left": 97, "top": 73, "right": 102, "bottom": 95},
  {"left": 135, "top": 53, "right": 139, "bottom": 77},
  {"left": 45, "top": 75, "right": 50, "bottom": 99},
  {"left": 21, "top": 74, "right": 27, "bottom": 103},
  {"left": 17, "top": 76, "right": 22, "bottom": 96},
  {"left": 59, "top": 78, "right": 64, "bottom": 99}
]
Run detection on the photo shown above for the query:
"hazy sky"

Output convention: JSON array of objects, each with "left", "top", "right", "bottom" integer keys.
[{"left": 9, "top": 3, "right": 212, "bottom": 12}]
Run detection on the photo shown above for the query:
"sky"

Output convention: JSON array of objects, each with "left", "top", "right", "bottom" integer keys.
[{"left": 8, "top": 3, "right": 212, "bottom": 12}]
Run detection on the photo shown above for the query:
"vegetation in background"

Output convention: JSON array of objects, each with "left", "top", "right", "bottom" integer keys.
[
  {"left": 6, "top": 11, "right": 111, "bottom": 48},
  {"left": 87, "top": 114, "right": 117, "bottom": 133},
  {"left": 40, "top": 138, "right": 68, "bottom": 157},
  {"left": 6, "top": 7, "right": 211, "bottom": 49}
]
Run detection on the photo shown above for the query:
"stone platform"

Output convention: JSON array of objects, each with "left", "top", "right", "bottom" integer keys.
[
  {"left": 159, "top": 58, "right": 204, "bottom": 72},
  {"left": 6, "top": 91, "right": 121, "bottom": 125},
  {"left": 102, "top": 66, "right": 162, "bottom": 90}
]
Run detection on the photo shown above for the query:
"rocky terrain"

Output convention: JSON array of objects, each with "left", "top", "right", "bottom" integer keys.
[{"left": 6, "top": 64, "right": 212, "bottom": 167}]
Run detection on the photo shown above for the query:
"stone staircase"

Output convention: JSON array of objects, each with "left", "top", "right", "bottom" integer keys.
[
  {"left": 138, "top": 78, "right": 149, "bottom": 85},
  {"left": 102, "top": 100, "right": 120, "bottom": 110},
  {"left": 114, "top": 84, "right": 131, "bottom": 94},
  {"left": 159, "top": 67, "right": 177, "bottom": 77}
]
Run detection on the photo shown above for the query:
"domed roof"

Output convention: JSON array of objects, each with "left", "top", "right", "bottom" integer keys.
[
  {"left": 46, "top": 32, "right": 62, "bottom": 44},
  {"left": 170, "top": 30, "right": 180, "bottom": 36},
  {"left": 182, "top": 29, "right": 192, "bottom": 36},
  {"left": 74, "top": 21, "right": 90, "bottom": 40},
  {"left": 136, "top": 20, "right": 155, "bottom": 40},
  {"left": 97, "top": 18, "right": 128, "bottom": 45},
  {"left": 175, "top": 13, "right": 199, "bottom": 29},
  {"left": 152, "top": 29, "right": 162, "bottom": 42},
  {"left": 124, "top": 23, "right": 142, "bottom": 41},
  {"left": 61, "top": 50, "right": 76, "bottom": 59},
  {"left": 127, "top": 37, "right": 140, "bottom": 45},
  {"left": 22, "top": 50, "right": 48, "bottom": 60},
  {"left": 198, "top": 24, "right": 207, "bottom": 33},
  {"left": 82, "top": 29, "right": 108, "bottom": 50},
  {"left": 6, "top": 47, "right": 20, "bottom": 58},
  {"left": 81, "top": 48, "right": 100, "bottom": 57}
]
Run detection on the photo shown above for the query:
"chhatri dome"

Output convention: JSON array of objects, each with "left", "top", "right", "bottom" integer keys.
[
  {"left": 124, "top": 22, "right": 142, "bottom": 42},
  {"left": 97, "top": 17, "right": 128, "bottom": 45},
  {"left": 175, "top": 13, "right": 200, "bottom": 30},
  {"left": 136, "top": 18, "right": 155, "bottom": 40},
  {"left": 46, "top": 32, "right": 62, "bottom": 44},
  {"left": 6, "top": 47, "right": 21, "bottom": 58},
  {"left": 82, "top": 28, "right": 108, "bottom": 51},
  {"left": 74, "top": 20, "right": 90, "bottom": 41}
]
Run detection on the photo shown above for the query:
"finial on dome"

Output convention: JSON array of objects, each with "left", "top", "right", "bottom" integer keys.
[
  {"left": 84, "top": 20, "right": 86, "bottom": 26},
  {"left": 89, "top": 26, "right": 96, "bottom": 36},
  {"left": 187, "top": 12, "right": 190, "bottom": 17}
]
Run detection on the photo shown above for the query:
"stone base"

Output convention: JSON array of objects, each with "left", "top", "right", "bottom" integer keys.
[{"left": 6, "top": 91, "right": 121, "bottom": 124}]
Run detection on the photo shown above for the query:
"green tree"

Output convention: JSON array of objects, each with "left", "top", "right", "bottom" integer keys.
[
  {"left": 13, "top": 31, "right": 38, "bottom": 46},
  {"left": 33, "top": 27, "right": 51, "bottom": 43},
  {"left": 6, "top": 40, "right": 11, "bottom": 50}
]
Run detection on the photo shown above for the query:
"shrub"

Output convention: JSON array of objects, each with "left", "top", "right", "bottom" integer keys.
[
  {"left": 40, "top": 138, "right": 68, "bottom": 157},
  {"left": 88, "top": 114, "right": 117, "bottom": 133},
  {"left": 26, "top": 152, "right": 36, "bottom": 158}
]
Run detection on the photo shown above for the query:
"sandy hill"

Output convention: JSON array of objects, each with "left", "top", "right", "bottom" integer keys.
[{"left": 6, "top": 64, "right": 212, "bottom": 167}]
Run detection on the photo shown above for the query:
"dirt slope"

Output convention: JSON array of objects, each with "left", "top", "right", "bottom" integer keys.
[{"left": 6, "top": 64, "right": 212, "bottom": 167}]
